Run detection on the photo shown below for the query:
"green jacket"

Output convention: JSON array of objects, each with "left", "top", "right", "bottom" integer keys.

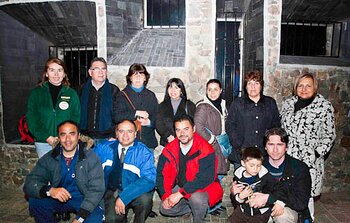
[{"left": 26, "top": 82, "right": 80, "bottom": 142}]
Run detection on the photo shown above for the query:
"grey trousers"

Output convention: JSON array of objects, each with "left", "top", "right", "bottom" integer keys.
[{"left": 159, "top": 186, "right": 209, "bottom": 223}]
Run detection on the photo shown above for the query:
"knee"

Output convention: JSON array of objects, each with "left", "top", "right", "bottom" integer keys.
[
  {"left": 135, "top": 192, "right": 153, "bottom": 208},
  {"left": 189, "top": 192, "right": 208, "bottom": 206}
]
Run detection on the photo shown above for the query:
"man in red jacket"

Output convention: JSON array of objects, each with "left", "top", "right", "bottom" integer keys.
[{"left": 156, "top": 114, "right": 223, "bottom": 223}]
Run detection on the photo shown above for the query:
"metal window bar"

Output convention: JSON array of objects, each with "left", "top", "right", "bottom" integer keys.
[
  {"left": 145, "top": 0, "right": 185, "bottom": 28},
  {"left": 281, "top": 21, "right": 342, "bottom": 57}
]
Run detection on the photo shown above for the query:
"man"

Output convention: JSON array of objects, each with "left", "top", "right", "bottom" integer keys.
[
  {"left": 23, "top": 120, "right": 105, "bottom": 223},
  {"left": 80, "top": 57, "right": 120, "bottom": 139},
  {"left": 244, "top": 127, "right": 311, "bottom": 223},
  {"left": 94, "top": 119, "right": 156, "bottom": 223},
  {"left": 156, "top": 114, "right": 223, "bottom": 223}
]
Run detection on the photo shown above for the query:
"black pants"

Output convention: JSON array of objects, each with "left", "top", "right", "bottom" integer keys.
[{"left": 104, "top": 189, "right": 152, "bottom": 223}]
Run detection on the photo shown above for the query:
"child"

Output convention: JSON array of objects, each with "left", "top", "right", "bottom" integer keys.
[{"left": 228, "top": 147, "right": 284, "bottom": 223}]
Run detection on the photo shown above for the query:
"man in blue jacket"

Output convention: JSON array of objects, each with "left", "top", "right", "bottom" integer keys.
[
  {"left": 23, "top": 120, "right": 105, "bottom": 223},
  {"left": 94, "top": 119, "right": 156, "bottom": 223}
]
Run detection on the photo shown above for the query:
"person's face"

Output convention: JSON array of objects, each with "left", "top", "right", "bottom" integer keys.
[
  {"left": 168, "top": 82, "right": 182, "bottom": 100},
  {"left": 46, "top": 62, "right": 65, "bottom": 86},
  {"left": 241, "top": 158, "right": 262, "bottom": 177},
  {"left": 89, "top": 61, "right": 107, "bottom": 84},
  {"left": 296, "top": 77, "right": 315, "bottom": 99},
  {"left": 246, "top": 80, "right": 261, "bottom": 99},
  {"left": 130, "top": 71, "right": 146, "bottom": 88},
  {"left": 58, "top": 123, "right": 79, "bottom": 153},
  {"left": 207, "top": 83, "right": 222, "bottom": 101},
  {"left": 265, "top": 135, "right": 287, "bottom": 163},
  {"left": 175, "top": 120, "right": 195, "bottom": 146},
  {"left": 116, "top": 121, "right": 137, "bottom": 147}
]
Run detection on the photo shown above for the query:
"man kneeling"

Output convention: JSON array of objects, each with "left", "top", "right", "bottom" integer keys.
[{"left": 156, "top": 115, "right": 223, "bottom": 223}]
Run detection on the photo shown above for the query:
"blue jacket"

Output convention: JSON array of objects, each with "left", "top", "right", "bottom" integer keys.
[{"left": 93, "top": 139, "right": 156, "bottom": 206}]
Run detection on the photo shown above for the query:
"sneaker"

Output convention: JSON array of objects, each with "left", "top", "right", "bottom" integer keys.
[{"left": 148, "top": 210, "right": 158, "bottom": 218}]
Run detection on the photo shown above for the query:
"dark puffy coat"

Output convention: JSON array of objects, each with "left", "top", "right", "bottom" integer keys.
[
  {"left": 23, "top": 141, "right": 105, "bottom": 220},
  {"left": 115, "top": 85, "right": 158, "bottom": 149},
  {"left": 226, "top": 95, "right": 280, "bottom": 164},
  {"left": 156, "top": 98, "right": 196, "bottom": 146}
]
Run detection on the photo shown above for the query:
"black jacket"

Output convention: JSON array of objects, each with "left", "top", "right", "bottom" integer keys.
[
  {"left": 156, "top": 98, "right": 196, "bottom": 146},
  {"left": 115, "top": 85, "right": 158, "bottom": 149},
  {"left": 226, "top": 95, "right": 280, "bottom": 164},
  {"left": 265, "top": 155, "right": 311, "bottom": 212}
]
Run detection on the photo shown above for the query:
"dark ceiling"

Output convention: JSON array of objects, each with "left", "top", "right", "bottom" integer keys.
[
  {"left": 0, "top": 1, "right": 96, "bottom": 46},
  {"left": 282, "top": 0, "right": 350, "bottom": 22}
]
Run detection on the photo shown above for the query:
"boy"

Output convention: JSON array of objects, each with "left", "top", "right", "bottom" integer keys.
[{"left": 228, "top": 147, "right": 284, "bottom": 223}]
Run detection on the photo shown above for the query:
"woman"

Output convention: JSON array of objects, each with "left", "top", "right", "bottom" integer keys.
[
  {"left": 115, "top": 63, "right": 158, "bottom": 149},
  {"left": 281, "top": 73, "right": 336, "bottom": 218},
  {"left": 26, "top": 58, "right": 80, "bottom": 158},
  {"left": 194, "top": 79, "right": 228, "bottom": 215},
  {"left": 156, "top": 78, "right": 196, "bottom": 147},
  {"left": 226, "top": 71, "right": 280, "bottom": 165}
]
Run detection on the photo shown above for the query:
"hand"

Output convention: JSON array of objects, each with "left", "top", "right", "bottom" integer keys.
[
  {"left": 137, "top": 116, "right": 151, "bottom": 126},
  {"left": 167, "top": 135, "right": 175, "bottom": 143},
  {"left": 135, "top": 110, "right": 149, "bottom": 119},
  {"left": 162, "top": 198, "right": 172, "bottom": 209},
  {"left": 167, "top": 192, "right": 183, "bottom": 207},
  {"left": 46, "top": 136, "right": 58, "bottom": 146},
  {"left": 72, "top": 220, "right": 80, "bottom": 223},
  {"left": 239, "top": 185, "right": 253, "bottom": 200},
  {"left": 246, "top": 192, "right": 269, "bottom": 208},
  {"left": 49, "top": 187, "right": 71, "bottom": 202},
  {"left": 271, "top": 203, "right": 284, "bottom": 216},
  {"left": 230, "top": 181, "right": 245, "bottom": 195},
  {"left": 115, "top": 198, "right": 126, "bottom": 215}
]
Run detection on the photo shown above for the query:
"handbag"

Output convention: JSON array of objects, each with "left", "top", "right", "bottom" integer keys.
[
  {"left": 121, "top": 91, "right": 142, "bottom": 136},
  {"left": 205, "top": 128, "right": 232, "bottom": 158}
]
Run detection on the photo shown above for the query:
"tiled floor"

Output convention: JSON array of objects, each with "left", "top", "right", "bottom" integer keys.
[{"left": 0, "top": 188, "right": 349, "bottom": 222}]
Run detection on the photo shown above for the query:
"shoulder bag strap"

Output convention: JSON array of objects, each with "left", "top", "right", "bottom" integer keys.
[{"left": 121, "top": 90, "right": 136, "bottom": 110}]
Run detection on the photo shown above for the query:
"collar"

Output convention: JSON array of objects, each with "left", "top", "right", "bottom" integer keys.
[{"left": 91, "top": 80, "right": 106, "bottom": 90}]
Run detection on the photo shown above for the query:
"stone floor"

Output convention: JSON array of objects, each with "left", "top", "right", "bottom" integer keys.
[{"left": 0, "top": 188, "right": 349, "bottom": 223}]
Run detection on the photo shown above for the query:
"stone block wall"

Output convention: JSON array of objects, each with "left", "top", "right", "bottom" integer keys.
[{"left": 106, "top": 0, "right": 142, "bottom": 59}]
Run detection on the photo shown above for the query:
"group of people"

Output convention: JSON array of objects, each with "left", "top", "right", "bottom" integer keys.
[{"left": 23, "top": 57, "right": 335, "bottom": 223}]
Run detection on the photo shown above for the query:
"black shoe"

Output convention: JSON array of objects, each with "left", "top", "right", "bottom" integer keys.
[
  {"left": 209, "top": 210, "right": 221, "bottom": 216},
  {"left": 148, "top": 210, "right": 158, "bottom": 218}
]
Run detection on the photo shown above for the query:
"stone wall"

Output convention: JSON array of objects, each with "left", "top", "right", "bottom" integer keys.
[
  {"left": 106, "top": 0, "right": 142, "bottom": 59},
  {"left": 243, "top": 0, "right": 263, "bottom": 74}
]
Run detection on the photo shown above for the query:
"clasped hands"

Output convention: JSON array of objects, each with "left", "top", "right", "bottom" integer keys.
[{"left": 162, "top": 191, "right": 183, "bottom": 209}]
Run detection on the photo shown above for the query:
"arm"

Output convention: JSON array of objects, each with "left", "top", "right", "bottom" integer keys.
[
  {"left": 114, "top": 92, "right": 137, "bottom": 123},
  {"left": 180, "top": 152, "right": 216, "bottom": 197},
  {"left": 70, "top": 89, "right": 81, "bottom": 124},
  {"left": 194, "top": 105, "right": 214, "bottom": 143},
  {"left": 77, "top": 153, "right": 105, "bottom": 220},
  {"left": 315, "top": 101, "right": 336, "bottom": 157},
  {"left": 156, "top": 154, "right": 174, "bottom": 201},
  {"left": 118, "top": 150, "right": 156, "bottom": 205},
  {"left": 226, "top": 101, "right": 243, "bottom": 150},
  {"left": 155, "top": 102, "right": 173, "bottom": 140},
  {"left": 145, "top": 92, "right": 158, "bottom": 127},
  {"left": 270, "top": 98, "right": 281, "bottom": 128}
]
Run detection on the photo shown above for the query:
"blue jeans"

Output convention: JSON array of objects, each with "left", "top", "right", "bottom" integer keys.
[
  {"left": 35, "top": 142, "right": 52, "bottom": 158},
  {"left": 29, "top": 197, "right": 104, "bottom": 223}
]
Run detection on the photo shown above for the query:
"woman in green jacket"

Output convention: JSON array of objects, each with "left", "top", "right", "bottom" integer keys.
[{"left": 26, "top": 58, "right": 80, "bottom": 158}]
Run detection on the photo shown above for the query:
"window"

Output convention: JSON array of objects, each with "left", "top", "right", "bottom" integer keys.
[
  {"left": 145, "top": 0, "right": 185, "bottom": 28},
  {"left": 281, "top": 21, "right": 342, "bottom": 57}
]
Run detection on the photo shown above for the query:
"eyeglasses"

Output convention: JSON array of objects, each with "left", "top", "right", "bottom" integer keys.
[{"left": 90, "top": 67, "right": 107, "bottom": 72}]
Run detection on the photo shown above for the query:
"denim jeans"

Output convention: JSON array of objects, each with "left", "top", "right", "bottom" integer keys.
[
  {"left": 159, "top": 185, "right": 209, "bottom": 223},
  {"left": 34, "top": 142, "right": 52, "bottom": 158},
  {"left": 29, "top": 197, "right": 104, "bottom": 223}
]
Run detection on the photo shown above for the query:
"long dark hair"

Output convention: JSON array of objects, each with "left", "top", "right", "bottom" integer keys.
[
  {"left": 38, "top": 58, "right": 70, "bottom": 87},
  {"left": 164, "top": 78, "right": 188, "bottom": 101}
]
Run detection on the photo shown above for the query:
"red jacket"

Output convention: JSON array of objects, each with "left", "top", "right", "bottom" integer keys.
[{"left": 156, "top": 132, "right": 223, "bottom": 206}]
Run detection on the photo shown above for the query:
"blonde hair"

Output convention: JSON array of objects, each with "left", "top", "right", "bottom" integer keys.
[{"left": 293, "top": 73, "right": 318, "bottom": 96}]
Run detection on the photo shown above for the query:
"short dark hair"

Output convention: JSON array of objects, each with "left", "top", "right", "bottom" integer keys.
[
  {"left": 263, "top": 127, "right": 289, "bottom": 147},
  {"left": 115, "top": 119, "right": 137, "bottom": 132},
  {"left": 206, "top": 79, "right": 222, "bottom": 89},
  {"left": 57, "top": 120, "right": 80, "bottom": 134},
  {"left": 244, "top": 70, "right": 264, "bottom": 95},
  {"left": 241, "top": 147, "right": 264, "bottom": 161},
  {"left": 164, "top": 78, "right": 188, "bottom": 101},
  {"left": 90, "top": 57, "right": 107, "bottom": 68},
  {"left": 126, "top": 63, "right": 150, "bottom": 86},
  {"left": 173, "top": 114, "right": 195, "bottom": 129}
]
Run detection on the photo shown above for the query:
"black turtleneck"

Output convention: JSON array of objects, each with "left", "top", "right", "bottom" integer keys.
[
  {"left": 48, "top": 82, "right": 63, "bottom": 108},
  {"left": 208, "top": 96, "right": 222, "bottom": 114},
  {"left": 294, "top": 96, "right": 315, "bottom": 113}
]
